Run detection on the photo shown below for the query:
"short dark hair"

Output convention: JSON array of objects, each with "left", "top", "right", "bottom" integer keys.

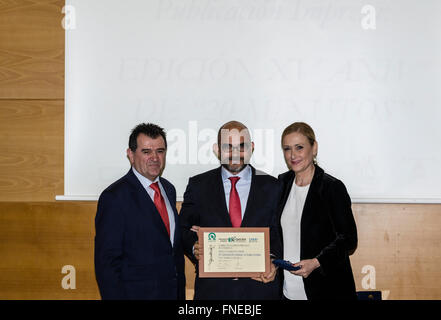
[{"left": 128, "top": 123, "right": 167, "bottom": 151}]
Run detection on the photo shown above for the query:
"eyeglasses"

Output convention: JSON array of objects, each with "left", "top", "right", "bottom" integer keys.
[{"left": 220, "top": 143, "right": 250, "bottom": 153}]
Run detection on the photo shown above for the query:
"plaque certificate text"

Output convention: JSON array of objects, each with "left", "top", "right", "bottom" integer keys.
[{"left": 198, "top": 227, "right": 270, "bottom": 278}]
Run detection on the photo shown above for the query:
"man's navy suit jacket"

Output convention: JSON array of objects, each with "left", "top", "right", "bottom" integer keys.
[
  {"left": 179, "top": 165, "right": 282, "bottom": 300},
  {"left": 94, "top": 169, "right": 185, "bottom": 300}
]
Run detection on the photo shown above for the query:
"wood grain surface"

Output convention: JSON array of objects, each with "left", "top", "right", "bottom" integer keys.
[
  {"left": 0, "top": 0, "right": 65, "bottom": 99},
  {"left": 0, "top": 100, "right": 64, "bottom": 201},
  {"left": 0, "top": 202, "right": 440, "bottom": 299}
]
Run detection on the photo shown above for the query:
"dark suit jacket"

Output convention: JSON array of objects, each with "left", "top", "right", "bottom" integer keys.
[
  {"left": 277, "top": 165, "right": 357, "bottom": 300},
  {"left": 94, "top": 169, "right": 185, "bottom": 300},
  {"left": 180, "top": 165, "right": 282, "bottom": 300}
]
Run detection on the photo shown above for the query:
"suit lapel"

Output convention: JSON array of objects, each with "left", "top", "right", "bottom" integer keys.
[
  {"left": 278, "top": 170, "right": 295, "bottom": 220},
  {"left": 126, "top": 169, "right": 171, "bottom": 243},
  {"left": 160, "top": 177, "right": 180, "bottom": 247},
  {"left": 295, "top": 166, "right": 324, "bottom": 260},
  {"left": 160, "top": 177, "right": 178, "bottom": 221},
  {"left": 300, "top": 166, "right": 324, "bottom": 230},
  {"left": 241, "top": 166, "right": 257, "bottom": 227},
  {"left": 212, "top": 167, "right": 232, "bottom": 226}
]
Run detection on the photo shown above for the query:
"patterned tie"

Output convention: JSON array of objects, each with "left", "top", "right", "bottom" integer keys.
[
  {"left": 228, "top": 176, "right": 242, "bottom": 227},
  {"left": 149, "top": 182, "right": 170, "bottom": 236}
]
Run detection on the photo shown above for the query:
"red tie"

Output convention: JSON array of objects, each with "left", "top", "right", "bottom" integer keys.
[
  {"left": 149, "top": 182, "right": 170, "bottom": 236},
  {"left": 228, "top": 176, "right": 242, "bottom": 227}
]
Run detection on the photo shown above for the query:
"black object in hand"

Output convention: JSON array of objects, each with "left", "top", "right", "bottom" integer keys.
[{"left": 273, "top": 259, "right": 301, "bottom": 271}]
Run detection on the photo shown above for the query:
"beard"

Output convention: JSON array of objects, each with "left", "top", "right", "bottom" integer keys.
[
  {"left": 221, "top": 156, "right": 247, "bottom": 174},
  {"left": 222, "top": 163, "right": 247, "bottom": 174}
]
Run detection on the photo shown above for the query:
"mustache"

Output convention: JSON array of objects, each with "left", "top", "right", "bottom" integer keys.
[
  {"left": 221, "top": 163, "right": 246, "bottom": 173},
  {"left": 221, "top": 156, "right": 244, "bottom": 164}
]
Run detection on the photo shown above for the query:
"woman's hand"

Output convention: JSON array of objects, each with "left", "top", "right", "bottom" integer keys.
[{"left": 291, "top": 258, "right": 320, "bottom": 278}]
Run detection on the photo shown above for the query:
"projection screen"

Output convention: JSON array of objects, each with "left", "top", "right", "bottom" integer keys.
[{"left": 58, "top": 0, "right": 441, "bottom": 203}]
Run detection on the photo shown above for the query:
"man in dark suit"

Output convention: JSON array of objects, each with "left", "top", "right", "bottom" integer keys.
[
  {"left": 180, "top": 121, "right": 282, "bottom": 300},
  {"left": 94, "top": 123, "right": 185, "bottom": 300}
]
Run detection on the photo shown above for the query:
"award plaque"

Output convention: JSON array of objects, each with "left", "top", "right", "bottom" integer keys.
[{"left": 198, "top": 227, "right": 270, "bottom": 278}]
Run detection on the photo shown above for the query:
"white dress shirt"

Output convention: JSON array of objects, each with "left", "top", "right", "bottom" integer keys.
[
  {"left": 221, "top": 165, "right": 252, "bottom": 219},
  {"left": 132, "top": 167, "right": 176, "bottom": 246}
]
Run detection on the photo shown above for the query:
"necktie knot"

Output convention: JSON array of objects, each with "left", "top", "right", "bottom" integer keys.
[
  {"left": 149, "top": 181, "right": 160, "bottom": 193},
  {"left": 229, "top": 176, "right": 240, "bottom": 186}
]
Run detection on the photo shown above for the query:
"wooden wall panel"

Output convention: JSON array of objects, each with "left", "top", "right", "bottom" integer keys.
[
  {"left": 0, "top": 202, "right": 99, "bottom": 299},
  {"left": 0, "top": 100, "right": 64, "bottom": 201},
  {"left": 0, "top": 0, "right": 65, "bottom": 99},
  {"left": 351, "top": 204, "right": 441, "bottom": 300},
  {"left": 0, "top": 0, "right": 65, "bottom": 201},
  {"left": 0, "top": 202, "right": 440, "bottom": 300}
]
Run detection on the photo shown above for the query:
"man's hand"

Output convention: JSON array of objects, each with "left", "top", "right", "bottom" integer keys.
[
  {"left": 191, "top": 225, "right": 201, "bottom": 260},
  {"left": 252, "top": 261, "right": 278, "bottom": 283}
]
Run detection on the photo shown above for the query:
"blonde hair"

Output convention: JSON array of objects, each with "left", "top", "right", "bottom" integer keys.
[{"left": 281, "top": 122, "right": 317, "bottom": 164}]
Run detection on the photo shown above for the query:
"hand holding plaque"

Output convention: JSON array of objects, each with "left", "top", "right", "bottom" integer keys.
[
  {"left": 190, "top": 225, "right": 202, "bottom": 260},
  {"left": 251, "top": 260, "right": 278, "bottom": 283}
]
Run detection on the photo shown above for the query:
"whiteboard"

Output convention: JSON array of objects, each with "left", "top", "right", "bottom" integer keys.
[{"left": 59, "top": 0, "right": 441, "bottom": 203}]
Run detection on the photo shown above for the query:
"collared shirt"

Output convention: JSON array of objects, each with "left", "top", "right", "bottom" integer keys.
[
  {"left": 132, "top": 167, "right": 176, "bottom": 246},
  {"left": 221, "top": 165, "right": 252, "bottom": 219}
]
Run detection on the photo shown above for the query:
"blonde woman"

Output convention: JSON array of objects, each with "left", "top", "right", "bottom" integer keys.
[{"left": 277, "top": 122, "right": 357, "bottom": 300}]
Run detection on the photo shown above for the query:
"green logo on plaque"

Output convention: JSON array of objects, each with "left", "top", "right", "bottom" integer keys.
[{"left": 208, "top": 233, "right": 216, "bottom": 241}]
